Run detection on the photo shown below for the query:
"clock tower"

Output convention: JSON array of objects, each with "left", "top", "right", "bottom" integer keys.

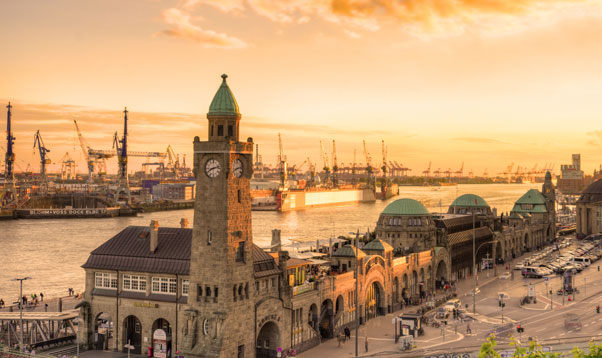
[{"left": 184, "top": 74, "right": 255, "bottom": 358}]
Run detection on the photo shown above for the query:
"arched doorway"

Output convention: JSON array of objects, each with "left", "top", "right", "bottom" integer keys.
[
  {"left": 94, "top": 312, "right": 113, "bottom": 350},
  {"left": 256, "top": 321, "right": 280, "bottom": 358},
  {"left": 393, "top": 277, "right": 399, "bottom": 304},
  {"left": 152, "top": 318, "right": 172, "bottom": 358},
  {"left": 524, "top": 233, "right": 529, "bottom": 251},
  {"left": 319, "top": 299, "right": 334, "bottom": 339},
  {"left": 495, "top": 242, "right": 503, "bottom": 264},
  {"left": 412, "top": 271, "right": 418, "bottom": 296},
  {"left": 402, "top": 274, "right": 408, "bottom": 304},
  {"left": 435, "top": 260, "right": 447, "bottom": 289},
  {"left": 365, "top": 281, "right": 384, "bottom": 320},
  {"left": 419, "top": 268, "right": 425, "bottom": 298},
  {"left": 426, "top": 266, "right": 432, "bottom": 292},
  {"left": 547, "top": 226, "right": 552, "bottom": 241},
  {"left": 308, "top": 304, "right": 318, "bottom": 333},
  {"left": 123, "top": 315, "right": 142, "bottom": 354}
]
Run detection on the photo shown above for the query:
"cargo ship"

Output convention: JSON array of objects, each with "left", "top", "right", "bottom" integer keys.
[
  {"left": 276, "top": 186, "right": 376, "bottom": 211},
  {"left": 378, "top": 183, "right": 399, "bottom": 200},
  {"left": 13, "top": 193, "right": 136, "bottom": 219}
]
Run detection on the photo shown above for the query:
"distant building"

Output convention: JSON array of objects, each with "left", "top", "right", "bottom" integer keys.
[
  {"left": 576, "top": 179, "right": 602, "bottom": 236},
  {"left": 152, "top": 182, "right": 195, "bottom": 201},
  {"left": 558, "top": 154, "right": 586, "bottom": 194}
]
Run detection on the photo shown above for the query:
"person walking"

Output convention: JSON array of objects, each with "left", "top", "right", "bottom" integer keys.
[
  {"left": 344, "top": 327, "right": 351, "bottom": 341},
  {"left": 466, "top": 323, "right": 472, "bottom": 335},
  {"left": 0, "top": 298, "right": 4, "bottom": 308},
  {"left": 40, "top": 293, "right": 44, "bottom": 302},
  {"left": 364, "top": 335, "right": 369, "bottom": 352}
]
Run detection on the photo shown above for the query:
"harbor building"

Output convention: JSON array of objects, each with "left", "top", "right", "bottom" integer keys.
[
  {"left": 576, "top": 178, "right": 602, "bottom": 236},
  {"left": 557, "top": 154, "right": 587, "bottom": 194},
  {"left": 77, "top": 74, "right": 557, "bottom": 358}
]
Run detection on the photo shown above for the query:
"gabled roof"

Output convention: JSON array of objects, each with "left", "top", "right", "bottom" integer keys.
[
  {"left": 578, "top": 179, "right": 602, "bottom": 204},
  {"left": 208, "top": 74, "right": 239, "bottom": 116},
  {"left": 363, "top": 239, "right": 393, "bottom": 252},
  {"left": 382, "top": 198, "right": 430, "bottom": 216},
  {"left": 450, "top": 194, "right": 489, "bottom": 208},
  {"left": 82, "top": 225, "right": 279, "bottom": 277},
  {"left": 333, "top": 244, "right": 366, "bottom": 259}
]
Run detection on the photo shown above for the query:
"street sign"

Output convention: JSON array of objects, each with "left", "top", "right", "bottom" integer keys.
[{"left": 528, "top": 284, "right": 535, "bottom": 297}]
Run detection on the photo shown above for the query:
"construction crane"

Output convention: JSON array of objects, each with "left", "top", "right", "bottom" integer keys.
[
  {"left": 422, "top": 161, "right": 431, "bottom": 177},
  {"left": 351, "top": 149, "right": 357, "bottom": 185},
  {"left": 60, "top": 152, "right": 76, "bottom": 181},
  {"left": 332, "top": 140, "right": 338, "bottom": 187},
  {"left": 74, "top": 119, "right": 112, "bottom": 183},
  {"left": 320, "top": 140, "right": 330, "bottom": 187},
  {"left": 33, "top": 130, "right": 51, "bottom": 194},
  {"left": 165, "top": 145, "right": 180, "bottom": 179},
  {"left": 2, "top": 102, "right": 18, "bottom": 205},
  {"left": 278, "top": 133, "right": 288, "bottom": 189},
  {"left": 306, "top": 157, "right": 316, "bottom": 187},
  {"left": 455, "top": 162, "right": 464, "bottom": 178}
]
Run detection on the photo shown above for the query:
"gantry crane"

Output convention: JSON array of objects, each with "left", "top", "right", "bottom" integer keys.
[
  {"left": 455, "top": 162, "right": 464, "bottom": 178},
  {"left": 351, "top": 149, "right": 357, "bottom": 186},
  {"left": 60, "top": 152, "right": 76, "bottom": 181},
  {"left": 33, "top": 130, "right": 51, "bottom": 194},
  {"left": 332, "top": 140, "right": 338, "bottom": 187},
  {"left": 278, "top": 133, "right": 288, "bottom": 189},
  {"left": 380, "top": 140, "right": 388, "bottom": 196},
  {"left": 2, "top": 102, "right": 18, "bottom": 206},
  {"left": 422, "top": 161, "right": 432, "bottom": 177},
  {"left": 320, "top": 140, "right": 330, "bottom": 187},
  {"left": 307, "top": 157, "right": 316, "bottom": 187}
]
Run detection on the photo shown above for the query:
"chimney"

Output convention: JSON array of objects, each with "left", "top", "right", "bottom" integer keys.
[
  {"left": 271, "top": 229, "right": 281, "bottom": 252},
  {"left": 150, "top": 220, "right": 159, "bottom": 253},
  {"left": 180, "top": 218, "right": 189, "bottom": 229}
]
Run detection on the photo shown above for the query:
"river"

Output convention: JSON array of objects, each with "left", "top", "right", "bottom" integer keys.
[{"left": 0, "top": 183, "right": 539, "bottom": 302}]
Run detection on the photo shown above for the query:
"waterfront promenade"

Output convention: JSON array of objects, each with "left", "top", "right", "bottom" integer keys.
[{"left": 0, "top": 295, "right": 82, "bottom": 313}]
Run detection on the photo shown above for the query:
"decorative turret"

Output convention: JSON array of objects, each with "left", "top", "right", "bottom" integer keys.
[{"left": 207, "top": 74, "right": 241, "bottom": 142}]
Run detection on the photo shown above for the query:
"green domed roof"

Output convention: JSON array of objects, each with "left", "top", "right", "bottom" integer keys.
[
  {"left": 208, "top": 74, "right": 239, "bottom": 116},
  {"left": 515, "top": 189, "right": 546, "bottom": 205},
  {"left": 333, "top": 244, "right": 366, "bottom": 258},
  {"left": 382, "top": 198, "right": 429, "bottom": 216},
  {"left": 363, "top": 239, "right": 393, "bottom": 252},
  {"left": 450, "top": 194, "right": 489, "bottom": 208}
]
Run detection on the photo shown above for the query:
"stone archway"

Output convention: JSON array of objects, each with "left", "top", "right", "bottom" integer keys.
[
  {"left": 435, "top": 259, "right": 448, "bottom": 288},
  {"left": 412, "top": 270, "right": 418, "bottom": 296},
  {"left": 256, "top": 321, "right": 280, "bottom": 358},
  {"left": 419, "top": 268, "right": 425, "bottom": 298},
  {"left": 123, "top": 315, "right": 142, "bottom": 354},
  {"left": 308, "top": 303, "right": 318, "bottom": 332},
  {"left": 93, "top": 312, "right": 113, "bottom": 350},
  {"left": 524, "top": 233, "right": 529, "bottom": 251},
  {"left": 152, "top": 318, "right": 172, "bottom": 358},
  {"left": 393, "top": 277, "right": 399, "bottom": 304},
  {"left": 402, "top": 274, "right": 409, "bottom": 303},
  {"left": 319, "top": 299, "right": 334, "bottom": 339},
  {"left": 365, "top": 281, "right": 385, "bottom": 320},
  {"left": 495, "top": 241, "right": 503, "bottom": 264}
]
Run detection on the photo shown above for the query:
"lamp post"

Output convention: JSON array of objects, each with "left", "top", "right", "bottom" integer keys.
[
  {"left": 74, "top": 318, "right": 82, "bottom": 358},
  {"left": 11, "top": 277, "right": 32, "bottom": 352},
  {"left": 472, "top": 240, "right": 498, "bottom": 314},
  {"left": 349, "top": 230, "right": 360, "bottom": 358}
]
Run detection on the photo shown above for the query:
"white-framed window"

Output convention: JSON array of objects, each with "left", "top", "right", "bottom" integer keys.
[
  {"left": 122, "top": 275, "right": 146, "bottom": 292},
  {"left": 182, "top": 280, "right": 190, "bottom": 296},
  {"left": 95, "top": 272, "right": 117, "bottom": 289},
  {"left": 152, "top": 277, "right": 177, "bottom": 294}
]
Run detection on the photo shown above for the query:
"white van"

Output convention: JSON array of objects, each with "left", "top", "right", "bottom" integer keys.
[{"left": 571, "top": 257, "right": 591, "bottom": 267}]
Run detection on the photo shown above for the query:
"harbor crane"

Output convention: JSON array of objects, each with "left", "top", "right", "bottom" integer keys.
[
  {"left": 351, "top": 149, "right": 357, "bottom": 185},
  {"left": 395, "top": 161, "right": 411, "bottom": 177},
  {"left": 433, "top": 168, "right": 442, "bottom": 177},
  {"left": 307, "top": 157, "right": 317, "bottom": 187},
  {"left": 112, "top": 108, "right": 130, "bottom": 204},
  {"left": 278, "top": 133, "right": 288, "bottom": 189},
  {"left": 254, "top": 144, "right": 264, "bottom": 179},
  {"left": 362, "top": 140, "right": 375, "bottom": 190},
  {"left": 165, "top": 145, "right": 180, "bottom": 179},
  {"left": 332, "top": 140, "right": 339, "bottom": 187},
  {"left": 33, "top": 130, "right": 51, "bottom": 194},
  {"left": 421, "top": 162, "right": 429, "bottom": 177},
  {"left": 74, "top": 119, "right": 111, "bottom": 183},
  {"left": 2, "top": 102, "right": 18, "bottom": 206},
  {"left": 320, "top": 140, "right": 330, "bottom": 187},
  {"left": 455, "top": 162, "right": 464, "bottom": 178},
  {"left": 60, "top": 152, "right": 76, "bottom": 181}
]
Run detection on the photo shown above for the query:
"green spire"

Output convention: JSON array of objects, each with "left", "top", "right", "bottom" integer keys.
[{"left": 208, "top": 74, "right": 239, "bottom": 116}]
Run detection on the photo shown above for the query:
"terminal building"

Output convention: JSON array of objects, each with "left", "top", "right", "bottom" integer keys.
[
  {"left": 78, "top": 75, "right": 557, "bottom": 358},
  {"left": 576, "top": 179, "right": 602, "bottom": 236}
]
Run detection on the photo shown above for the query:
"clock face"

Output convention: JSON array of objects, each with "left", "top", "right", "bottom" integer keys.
[
  {"left": 233, "top": 159, "right": 243, "bottom": 178},
  {"left": 205, "top": 159, "right": 221, "bottom": 178}
]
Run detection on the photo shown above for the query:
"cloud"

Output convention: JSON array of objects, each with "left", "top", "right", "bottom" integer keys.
[
  {"left": 453, "top": 137, "right": 508, "bottom": 144},
  {"left": 185, "top": 0, "right": 596, "bottom": 37},
  {"left": 160, "top": 8, "right": 248, "bottom": 49}
]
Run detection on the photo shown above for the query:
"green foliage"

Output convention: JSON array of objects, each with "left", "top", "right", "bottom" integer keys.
[
  {"left": 479, "top": 334, "right": 501, "bottom": 358},
  {"left": 572, "top": 340, "right": 602, "bottom": 358}
]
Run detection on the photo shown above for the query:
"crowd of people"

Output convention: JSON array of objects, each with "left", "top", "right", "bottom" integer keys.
[{"left": 0, "top": 288, "right": 82, "bottom": 311}]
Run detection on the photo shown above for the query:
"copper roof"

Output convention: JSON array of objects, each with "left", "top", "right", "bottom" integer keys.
[
  {"left": 82, "top": 226, "right": 279, "bottom": 277},
  {"left": 447, "top": 226, "right": 493, "bottom": 246}
]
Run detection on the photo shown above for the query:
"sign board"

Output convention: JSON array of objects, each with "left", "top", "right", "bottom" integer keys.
[
  {"left": 153, "top": 329, "right": 167, "bottom": 358},
  {"left": 528, "top": 284, "right": 535, "bottom": 297}
]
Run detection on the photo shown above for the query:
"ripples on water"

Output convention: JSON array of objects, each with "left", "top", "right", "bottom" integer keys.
[{"left": 0, "top": 184, "right": 539, "bottom": 301}]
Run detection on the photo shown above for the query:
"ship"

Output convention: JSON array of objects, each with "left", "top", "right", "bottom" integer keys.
[
  {"left": 14, "top": 193, "right": 136, "bottom": 219},
  {"left": 276, "top": 185, "right": 376, "bottom": 211},
  {"left": 377, "top": 183, "right": 399, "bottom": 200}
]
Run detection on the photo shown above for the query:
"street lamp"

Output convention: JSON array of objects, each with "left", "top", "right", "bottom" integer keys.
[
  {"left": 348, "top": 230, "right": 360, "bottom": 358},
  {"left": 74, "top": 318, "right": 83, "bottom": 358},
  {"left": 472, "top": 239, "right": 498, "bottom": 314},
  {"left": 11, "top": 277, "right": 32, "bottom": 352}
]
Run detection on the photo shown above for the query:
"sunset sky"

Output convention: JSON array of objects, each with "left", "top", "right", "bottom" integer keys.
[{"left": 2, "top": 0, "right": 602, "bottom": 176}]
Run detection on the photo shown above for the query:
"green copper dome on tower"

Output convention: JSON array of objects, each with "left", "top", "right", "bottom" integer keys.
[{"left": 208, "top": 74, "right": 239, "bottom": 116}]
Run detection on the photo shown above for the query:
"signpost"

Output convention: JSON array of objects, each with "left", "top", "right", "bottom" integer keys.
[{"left": 124, "top": 341, "right": 134, "bottom": 358}]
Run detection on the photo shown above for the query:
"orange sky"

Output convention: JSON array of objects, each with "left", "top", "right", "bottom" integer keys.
[{"left": 1, "top": 0, "right": 602, "bottom": 175}]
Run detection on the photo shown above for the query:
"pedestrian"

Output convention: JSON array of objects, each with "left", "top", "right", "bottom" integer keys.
[
  {"left": 0, "top": 298, "right": 4, "bottom": 308},
  {"left": 44, "top": 304, "right": 48, "bottom": 312},
  {"left": 344, "top": 327, "right": 351, "bottom": 341},
  {"left": 466, "top": 323, "right": 471, "bottom": 334},
  {"left": 364, "top": 335, "right": 368, "bottom": 352},
  {"left": 40, "top": 293, "right": 44, "bottom": 302}
]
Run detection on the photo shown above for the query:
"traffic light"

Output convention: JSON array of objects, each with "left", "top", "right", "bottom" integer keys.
[{"left": 517, "top": 325, "right": 524, "bottom": 333}]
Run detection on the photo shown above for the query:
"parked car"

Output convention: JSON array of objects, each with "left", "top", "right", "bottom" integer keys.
[{"left": 522, "top": 266, "right": 543, "bottom": 278}]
